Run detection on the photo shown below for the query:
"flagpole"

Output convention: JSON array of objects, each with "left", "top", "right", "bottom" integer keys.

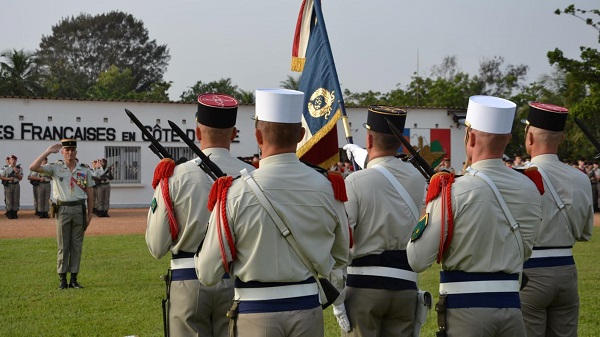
[{"left": 313, "top": 0, "right": 359, "bottom": 170}]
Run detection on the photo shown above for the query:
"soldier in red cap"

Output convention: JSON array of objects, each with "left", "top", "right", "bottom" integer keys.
[
  {"left": 520, "top": 102, "right": 594, "bottom": 337},
  {"left": 146, "top": 93, "right": 255, "bottom": 337}
]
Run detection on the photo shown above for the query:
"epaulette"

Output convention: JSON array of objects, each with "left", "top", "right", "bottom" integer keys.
[
  {"left": 425, "top": 171, "right": 455, "bottom": 204},
  {"left": 521, "top": 167, "right": 544, "bottom": 195},
  {"left": 80, "top": 163, "right": 89, "bottom": 168},
  {"left": 152, "top": 158, "right": 176, "bottom": 189},
  {"left": 56, "top": 160, "right": 64, "bottom": 164}
]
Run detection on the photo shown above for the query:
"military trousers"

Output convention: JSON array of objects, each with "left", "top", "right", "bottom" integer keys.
[
  {"left": 235, "top": 306, "right": 323, "bottom": 337},
  {"left": 32, "top": 184, "right": 38, "bottom": 211},
  {"left": 170, "top": 277, "right": 233, "bottom": 337},
  {"left": 521, "top": 265, "right": 579, "bottom": 337},
  {"left": 36, "top": 183, "right": 51, "bottom": 213},
  {"left": 445, "top": 307, "right": 526, "bottom": 337},
  {"left": 56, "top": 204, "right": 85, "bottom": 274},
  {"left": 93, "top": 186, "right": 99, "bottom": 210},
  {"left": 343, "top": 287, "right": 416, "bottom": 337},
  {"left": 4, "top": 183, "right": 20, "bottom": 211},
  {"left": 96, "top": 184, "right": 110, "bottom": 211}
]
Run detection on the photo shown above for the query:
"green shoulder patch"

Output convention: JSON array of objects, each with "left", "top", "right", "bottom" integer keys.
[
  {"left": 151, "top": 197, "right": 158, "bottom": 213},
  {"left": 411, "top": 213, "right": 429, "bottom": 242}
]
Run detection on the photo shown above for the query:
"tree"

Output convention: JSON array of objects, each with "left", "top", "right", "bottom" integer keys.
[
  {"left": 280, "top": 75, "right": 300, "bottom": 90},
  {"left": 179, "top": 78, "right": 254, "bottom": 104},
  {"left": 87, "top": 65, "right": 170, "bottom": 101},
  {"left": 0, "top": 49, "right": 43, "bottom": 96},
  {"left": 547, "top": 4, "right": 600, "bottom": 161},
  {"left": 36, "top": 11, "right": 170, "bottom": 98}
]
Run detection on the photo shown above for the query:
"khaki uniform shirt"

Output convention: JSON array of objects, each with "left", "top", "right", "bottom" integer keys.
[
  {"left": 345, "top": 156, "right": 426, "bottom": 259},
  {"left": 146, "top": 148, "right": 255, "bottom": 259},
  {"left": 407, "top": 159, "right": 542, "bottom": 274},
  {"left": 530, "top": 154, "right": 593, "bottom": 246},
  {"left": 2, "top": 165, "right": 21, "bottom": 182},
  {"left": 196, "top": 153, "right": 349, "bottom": 286},
  {"left": 40, "top": 161, "right": 94, "bottom": 202}
]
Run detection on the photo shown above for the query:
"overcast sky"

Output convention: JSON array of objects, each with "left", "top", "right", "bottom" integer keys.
[{"left": 1, "top": 0, "right": 597, "bottom": 100}]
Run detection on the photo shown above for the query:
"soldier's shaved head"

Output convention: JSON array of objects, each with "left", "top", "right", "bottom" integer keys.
[
  {"left": 196, "top": 124, "right": 237, "bottom": 150},
  {"left": 255, "top": 121, "right": 304, "bottom": 150},
  {"left": 525, "top": 125, "right": 564, "bottom": 157}
]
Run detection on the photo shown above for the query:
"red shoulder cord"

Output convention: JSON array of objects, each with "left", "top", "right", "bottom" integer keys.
[
  {"left": 152, "top": 159, "right": 178, "bottom": 242},
  {"left": 327, "top": 171, "right": 353, "bottom": 248},
  {"left": 207, "top": 176, "right": 236, "bottom": 273},
  {"left": 426, "top": 172, "right": 455, "bottom": 263}
]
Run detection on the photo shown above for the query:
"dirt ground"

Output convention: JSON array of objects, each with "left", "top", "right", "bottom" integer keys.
[
  {"left": 0, "top": 208, "right": 148, "bottom": 239},
  {"left": 1, "top": 209, "right": 599, "bottom": 239}
]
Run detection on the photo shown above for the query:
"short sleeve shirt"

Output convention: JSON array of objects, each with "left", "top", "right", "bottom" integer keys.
[{"left": 40, "top": 161, "right": 95, "bottom": 201}]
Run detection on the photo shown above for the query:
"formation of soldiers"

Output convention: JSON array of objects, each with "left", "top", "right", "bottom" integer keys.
[{"left": 144, "top": 89, "right": 594, "bottom": 337}]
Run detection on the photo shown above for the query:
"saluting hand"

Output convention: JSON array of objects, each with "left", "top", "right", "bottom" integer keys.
[{"left": 46, "top": 143, "right": 62, "bottom": 154}]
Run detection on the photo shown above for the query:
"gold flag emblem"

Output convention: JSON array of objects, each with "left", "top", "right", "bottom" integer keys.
[{"left": 308, "top": 88, "right": 335, "bottom": 119}]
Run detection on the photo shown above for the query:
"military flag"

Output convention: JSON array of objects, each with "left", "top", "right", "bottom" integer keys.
[{"left": 291, "top": 0, "right": 350, "bottom": 168}]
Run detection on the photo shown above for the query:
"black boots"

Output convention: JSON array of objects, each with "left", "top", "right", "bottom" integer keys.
[
  {"left": 6, "top": 210, "right": 18, "bottom": 219},
  {"left": 69, "top": 273, "right": 83, "bottom": 289},
  {"left": 59, "top": 273, "right": 68, "bottom": 289},
  {"left": 39, "top": 212, "right": 49, "bottom": 218}
]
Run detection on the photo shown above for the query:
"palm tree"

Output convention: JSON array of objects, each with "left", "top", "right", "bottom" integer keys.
[
  {"left": 0, "top": 49, "right": 43, "bottom": 96},
  {"left": 280, "top": 75, "right": 301, "bottom": 90}
]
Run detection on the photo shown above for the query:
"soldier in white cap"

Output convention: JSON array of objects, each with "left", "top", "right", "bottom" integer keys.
[
  {"left": 146, "top": 93, "right": 255, "bottom": 337},
  {"left": 520, "top": 102, "right": 594, "bottom": 337},
  {"left": 407, "top": 96, "right": 543, "bottom": 337},
  {"left": 335, "top": 106, "right": 427, "bottom": 336},
  {"left": 195, "top": 88, "right": 349, "bottom": 337}
]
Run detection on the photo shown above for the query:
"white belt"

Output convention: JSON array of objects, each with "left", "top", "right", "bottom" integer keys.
[
  {"left": 439, "top": 280, "right": 520, "bottom": 294},
  {"left": 347, "top": 266, "right": 418, "bottom": 282},
  {"left": 170, "top": 257, "right": 194, "bottom": 269},
  {"left": 234, "top": 282, "right": 319, "bottom": 301},
  {"left": 530, "top": 248, "right": 573, "bottom": 258}
]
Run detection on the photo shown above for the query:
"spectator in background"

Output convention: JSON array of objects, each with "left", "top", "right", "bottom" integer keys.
[
  {"left": 577, "top": 159, "right": 586, "bottom": 174},
  {"left": 513, "top": 155, "right": 524, "bottom": 169}
]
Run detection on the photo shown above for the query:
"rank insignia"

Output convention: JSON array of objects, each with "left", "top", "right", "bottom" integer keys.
[
  {"left": 151, "top": 198, "right": 157, "bottom": 213},
  {"left": 411, "top": 213, "right": 429, "bottom": 242}
]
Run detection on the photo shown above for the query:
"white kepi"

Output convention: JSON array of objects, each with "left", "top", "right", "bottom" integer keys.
[
  {"left": 465, "top": 95, "right": 517, "bottom": 134},
  {"left": 255, "top": 89, "right": 304, "bottom": 123}
]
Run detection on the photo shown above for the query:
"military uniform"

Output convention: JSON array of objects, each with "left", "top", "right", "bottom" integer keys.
[
  {"left": 29, "top": 170, "right": 51, "bottom": 218},
  {"left": 342, "top": 106, "right": 427, "bottom": 337},
  {"left": 407, "top": 96, "right": 543, "bottom": 337},
  {"left": 28, "top": 171, "right": 40, "bottom": 214},
  {"left": 38, "top": 140, "right": 94, "bottom": 288},
  {"left": 146, "top": 93, "right": 255, "bottom": 337},
  {"left": 95, "top": 162, "right": 113, "bottom": 217},
  {"left": 195, "top": 89, "right": 349, "bottom": 337},
  {"left": 2, "top": 159, "right": 22, "bottom": 219},
  {"left": 520, "top": 103, "right": 594, "bottom": 337},
  {"left": 147, "top": 149, "right": 255, "bottom": 337}
]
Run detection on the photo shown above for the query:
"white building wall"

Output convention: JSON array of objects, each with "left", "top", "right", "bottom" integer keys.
[{"left": 0, "top": 98, "right": 465, "bottom": 209}]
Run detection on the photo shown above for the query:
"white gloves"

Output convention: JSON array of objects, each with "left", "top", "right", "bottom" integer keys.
[
  {"left": 333, "top": 302, "right": 352, "bottom": 332},
  {"left": 343, "top": 144, "right": 367, "bottom": 169}
]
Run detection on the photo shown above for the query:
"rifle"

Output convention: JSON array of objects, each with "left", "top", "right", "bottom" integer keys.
[
  {"left": 384, "top": 118, "right": 436, "bottom": 181},
  {"left": 167, "top": 120, "right": 225, "bottom": 181},
  {"left": 125, "top": 109, "right": 175, "bottom": 160},
  {"left": 574, "top": 118, "right": 600, "bottom": 159}
]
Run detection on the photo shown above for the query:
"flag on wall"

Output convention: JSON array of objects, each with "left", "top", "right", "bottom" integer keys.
[{"left": 291, "top": 0, "right": 345, "bottom": 168}]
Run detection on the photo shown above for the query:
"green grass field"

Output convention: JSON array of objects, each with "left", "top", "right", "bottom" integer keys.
[{"left": 0, "top": 229, "right": 598, "bottom": 337}]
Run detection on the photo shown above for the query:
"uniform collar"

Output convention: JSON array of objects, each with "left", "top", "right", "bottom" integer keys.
[
  {"left": 531, "top": 154, "right": 559, "bottom": 164},
  {"left": 366, "top": 155, "right": 396, "bottom": 168},
  {"left": 202, "top": 147, "right": 230, "bottom": 158},
  {"left": 259, "top": 153, "right": 299, "bottom": 167},
  {"left": 470, "top": 158, "right": 505, "bottom": 170}
]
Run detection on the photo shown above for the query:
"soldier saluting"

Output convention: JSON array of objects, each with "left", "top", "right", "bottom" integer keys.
[
  {"left": 30, "top": 139, "right": 95, "bottom": 289},
  {"left": 407, "top": 96, "right": 543, "bottom": 337}
]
